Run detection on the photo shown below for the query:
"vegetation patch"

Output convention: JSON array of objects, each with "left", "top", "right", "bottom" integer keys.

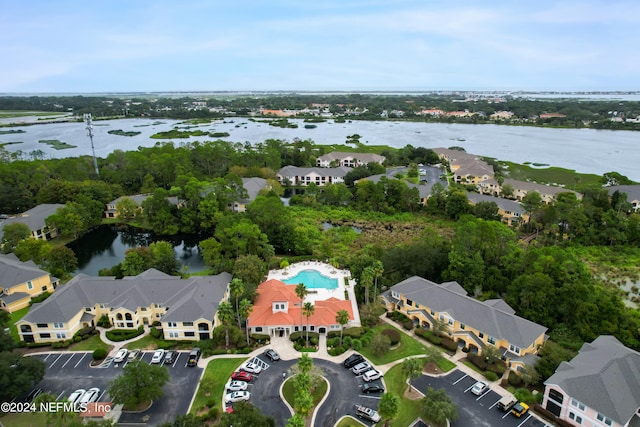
[
  {"left": 501, "top": 160, "right": 601, "bottom": 187},
  {"left": 106, "top": 326, "right": 144, "bottom": 342},
  {"left": 108, "top": 129, "right": 142, "bottom": 136},
  {"left": 150, "top": 129, "right": 209, "bottom": 139},
  {"left": 384, "top": 363, "right": 424, "bottom": 427},
  {"left": 0, "top": 141, "right": 23, "bottom": 146},
  {"left": 190, "top": 357, "right": 247, "bottom": 413},
  {"left": 0, "top": 129, "right": 26, "bottom": 134},
  {"left": 210, "top": 131, "right": 230, "bottom": 137},
  {"left": 38, "top": 139, "right": 76, "bottom": 150},
  {"left": 360, "top": 324, "right": 427, "bottom": 365}
]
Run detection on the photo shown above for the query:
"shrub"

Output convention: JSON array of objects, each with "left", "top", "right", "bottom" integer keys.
[
  {"left": 290, "top": 332, "right": 319, "bottom": 342},
  {"left": 93, "top": 348, "right": 107, "bottom": 360},
  {"left": 73, "top": 335, "right": 82, "bottom": 343},
  {"left": 381, "top": 328, "right": 401, "bottom": 346},
  {"left": 389, "top": 311, "right": 410, "bottom": 322},
  {"left": 484, "top": 371, "right": 499, "bottom": 381},
  {"left": 152, "top": 321, "right": 161, "bottom": 327},
  {"left": 96, "top": 314, "right": 111, "bottom": 328},
  {"left": 467, "top": 352, "right": 487, "bottom": 370},
  {"left": 206, "top": 398, "right": 217, "bottom": 409},
  {"left": 487, "top": 361, "right": 507, "bottom": 375},
  {"left": 150, "top": 328, "right": 161, "bottom": 339},
  {"left": 351, "top": 339, "right": 362, "bottom": 351},
  {"left": 51, "top": 340, "right": 71, "bottom": 348},
  {"left": 370, "top": 333, "right": 391, "bottom": 357},
  {"left": 343, "top": 336, "right": 353, "bottom": 346},
  {"left": 402, "top": 320, "right": 414, "bottom": 331},
  {"left": 106, "top": 326, "right": 144, "bottom": 342},
  {"left": 514, "top": 388, "right": 540, "bottom": 404},
  {"left": 508, "top": 371, "right": 523, "bottom": 387},
  {"left": 441, "top": 337, "right": 458, "bottom": 352},
  {"left": 207, "top": 407, "right": 219, "bottom": 421},
  {"left": 29, "top": 292, "right": 51, "bottom": 306},
  {"left": 343, "top": 327, "right": 364, "bottom": 338},
  {"left": 251, "top": 333, "right": 270, "bottom": 343}
]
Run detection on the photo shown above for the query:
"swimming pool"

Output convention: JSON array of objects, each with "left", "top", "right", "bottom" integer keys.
[{"left": 282, "top": 269, "right": 339, "bottom": 289}]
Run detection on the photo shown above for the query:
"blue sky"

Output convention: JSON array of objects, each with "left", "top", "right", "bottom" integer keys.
[{"left": 1, "top": 0, "right": 639, "bottom": 92}]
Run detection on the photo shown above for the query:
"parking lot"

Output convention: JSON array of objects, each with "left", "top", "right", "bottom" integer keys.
[
  {"left": 27, "top": 350, "right": 203, "bottom": 426},
  {"left": 414, "top": 370, "right": 550, "bottom": 427}
]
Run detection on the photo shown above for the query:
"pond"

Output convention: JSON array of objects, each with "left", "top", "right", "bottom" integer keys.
[{"left": 67, "top": 225, "right": 206, "bottom": 276}]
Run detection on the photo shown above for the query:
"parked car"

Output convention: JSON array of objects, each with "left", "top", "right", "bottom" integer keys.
[
  {"left": 187, "top": 347, "right": 201, "bottom": 367},
  {"left": 164, "top": 350, "right": 177, "bottom": 364},
  {"left": 263, "top": 349, "right": 280, "bottom": 361},
  {"left": 351, "top": 361, "right": 372, "bottom": 375},
  {"left": 79, "top": 387, "right": 100, "bottom": 404},
  {"left": 511, "top": 402, "right": 530, "bottom": 418},
  {"left": 241, "top": 362, "right": 263, "bottom": 374},
  {"left": 362, "top": 369, "right": 383, "bottom": 382},
  {"left": 343, "top": 353, "right": 365, "bottom": 369},
  {"left": 361, "top": 382, "right": 385, "bottom": 394},
  {"left": 151, "top": 349, "right": 165, "bottom": 364},
  {"left": 127, "top": 349, "right": 140, "bottom": 361},
  {"left": 356, "top": 405, "right": 381, "bottom": 423},
  {"left": 231, "top": 371, "right": 254, "bottom": 382},
  {"left": 113, "top": 349, "right": 128, "bottom": 363},
  {"left": 471, "top": 381, "right": 488, "bottom": 396},
  {"left": 224, "top": 391, "right": 250, "bottom": 403},
  {"left": 68, "top": 389, "right": 86, "bottom": 404},
  {"left": 226, "top": 380, "right": 248, "bottom": 391},
  {"left": 497, "top": 395, "right": 518, "bottom": 411}
]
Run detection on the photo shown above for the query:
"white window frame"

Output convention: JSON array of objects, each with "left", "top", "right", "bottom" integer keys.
[
  {"left": 56, "top": 333, "right": 66, "bottom": 339},
  {"left": 27, "top": 281, "right": 33, "bottom": 290},
  {"left": 53, "top": 322, "right": 64, "bottom": 329}
]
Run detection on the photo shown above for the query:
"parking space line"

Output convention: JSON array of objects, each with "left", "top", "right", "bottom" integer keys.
[
  {"left": 358, "top": 395, "right": 382, "bottom": 400},
  {"left": 517, "top": 414, "right": 533, "bottom": 426},
  {"left": 172, "top": 353, "right": 180, "bottom": 368},
  {"left": 56, "top": 390, "right": 66, "bottom": 400},
  {"left": 49, "top": 353, "right": 64, "bottom": 368},
  {"left": 475, "top": 390, "right": 491, "bottom": 401},
  {"left": 61, "top": 353, "right": 75, "bottom": 368},
  {"left": 74, "top": 352, "right": 88, "bottom": 368},
  {"left": 488, "top": 398, "right": 500, "bottom": 409},
  {"left": 452, "top": 373, "right": 467, "bottom": 385},
  {"left": 44, "top": 353, "right": 52, "bottom": 360},
  {"left": 502, "top": 411, "right": 512, "bottom": 419},
  {"left": 97, "top": 390, "right": 107, "bottom": 402}
]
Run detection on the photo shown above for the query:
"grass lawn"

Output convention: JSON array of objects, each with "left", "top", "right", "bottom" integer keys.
[
  {"left": 69, "top": 334, "right": 110, "bottom": 352},
  {"left": 0, "top": 412, "right": 49, "bottom": 427},
  {"left": 190, "top": 357, "right": 247, "bottom": 413},
  {"left": 502, "top": 160, "right": 602, "bottom": 187},
  {"left": 9, "top": 306, "right": 30, "bottom": 341},
  {"left": 282, "top": 376, "right": 329, "bottom": 408},
  {"left": 435, "top": 357, "right": 456, "bottom": 372},
  {"left": 336, "top": 416, "right": 367, "bottom": 427},
  {"left": 462, "top": 360, "right": 485, "bottom": 374},
  {"left": 385, "top": 363, "right": 423, "bottom": 427},
  {"left": 360, "top": 324, "right": 428, "bottom": 365}
]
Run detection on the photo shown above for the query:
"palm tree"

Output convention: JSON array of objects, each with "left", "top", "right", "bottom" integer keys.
[
  {"left": 238, "top": 298, "right": 253, "bottom": 345},
  {"left": 295, "top": 283, "right": 308, "bottom": 334},
  {"left": 360, "top": 267, "right": 374, "bottom": 304},
  {"left": 217, "top": 301, "right": 235, "bottom": 348},
  {"left": 371, "top": 260, "right": 384, "bottom": 302},
  {"left": 421, "top": 387, "right": 458, "bottom": 426},
  {"left": 229, "top": 277, "right": 244, "bottom": 327},
  {"left": 335, "top": 309, "right": 349, "bottom": 346},
  {"left": 402, "top": 358, "right": 423, "bottom": 393},
  {"left": 378, "top": 393, "right": 399, "bottom": 427},
  {"left": 302, "top": 302, "right": 315, "bottom": 346}
]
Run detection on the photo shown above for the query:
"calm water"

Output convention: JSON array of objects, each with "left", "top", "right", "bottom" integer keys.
[
  {"left": 67, "top": 225, "right": 206, "bottom": 276},
  {"left": 3, "top": 118, "right": 640, "bottom": 181},
  {"left": 282, "top": 269, "right": 339, "bottom": 289}
]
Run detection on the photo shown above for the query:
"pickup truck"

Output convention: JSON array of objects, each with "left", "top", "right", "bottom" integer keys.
[{"left": 497, "top": 395, "right": 518, "bottom": 411}]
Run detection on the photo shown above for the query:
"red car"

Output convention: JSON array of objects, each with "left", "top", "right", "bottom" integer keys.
[{"left": 231, "top": 371, "right": 254, "bottom": 382}]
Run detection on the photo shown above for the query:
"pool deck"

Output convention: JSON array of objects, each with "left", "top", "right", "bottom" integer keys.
[{"left": 268, "top": 261, "right": 361, "bottom": 327}]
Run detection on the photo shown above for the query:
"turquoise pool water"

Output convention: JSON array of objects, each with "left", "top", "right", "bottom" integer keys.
[{"left": 282, "top": 269, "right": 339, "bottom": 289}]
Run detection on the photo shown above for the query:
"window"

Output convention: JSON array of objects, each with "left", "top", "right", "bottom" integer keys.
[
  {"left": 448, "top": 318, "right": 453, "bottom": 325},
  {"left": 406, "top": 299, "right": 413, "bottom": 307},
  {"left": 568, "top": 413, "right": 583, "bottom": 424},
  {"left": 41, "top": 286, "right": 48, "bottom": 292},
  {"left": 185, "top": 331, "right": 195, "bottom": 337},
  {"left": 40, "top": 333, "right": 51, "bottom": 339},
  {"left": 85, "top": 307, "right": 92, "bottom": 312},
  {"left": 27, "top": 281, "right": 33, "bottom": 290},
  {"left": 255, "top": 327, "right": 263, "bottom": 332},
  {"left": 571, "top": 398, "right": 585, "bottom": 411},
  {"left": 37, "top": 323, "right": 48, "bottom": 328},
  {"left": 487, "top": 336, "right": 496, "bottom": 345},
  {"left": 509, "top": 344, "right": 521, "bottom": 354},
  {"left": 479, "top": 332, "right": 484, "bottom": 338},
  {"left": 430, "top": 309, "right": 435, "bottom": 315},
  {"left": 439, "top": 314, "right": 445, "bottom": 321},
  {"left": 391, "top": 291, "right": 399, "bottom": 299},
  {"left": 167, "top": 322, "right": 177, "bottom": 328},
  {"left": 55, "top": 333, "right": 66, "bottom": 339},
  {"left": 53, "top": 322, "right": 64, "bottom": 329},
  {"left": 597, "top": 413, "right": 613, "bottom": 426},
  {"left": 168, "top": 332, "right": 179, "bottom": 338},
  {"left": 183, "top": 321, "right": 193, "bottom": 327},
  {"left": 139, "top": 307, "right": 147, "bottom": 311},
  {"left": 548, "top": 389, "right": 564, "bottom": 404},
  {"left": 126, "top": 323, "right": 133, "bottom": 328},
  {"left": 460, "top": 323, "right": 466, "bottom": 330}
]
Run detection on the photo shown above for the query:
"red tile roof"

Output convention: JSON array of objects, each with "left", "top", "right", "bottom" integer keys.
[{"left": 248, "top": 279, "right": 354, "bottom": 328}]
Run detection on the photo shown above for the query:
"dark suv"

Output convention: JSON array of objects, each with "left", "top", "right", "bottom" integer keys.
[
  {"left": 187, "top": 348, "right": 201, "bottom": 367},
  {"left": 343, "top": 353, "right": 365, "bottom": 369}
]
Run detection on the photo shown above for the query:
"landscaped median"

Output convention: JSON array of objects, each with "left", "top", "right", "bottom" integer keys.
[{"left": 189, "top": 357, "right": 247, "bottom": 417}]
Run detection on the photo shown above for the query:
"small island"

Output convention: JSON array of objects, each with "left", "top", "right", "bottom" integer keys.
[
  {"left": 108, "top": 129, "right": 142, "bottom": 137},
  {"left": 38, "top": 139, "right": 77, "bottom": 150}
]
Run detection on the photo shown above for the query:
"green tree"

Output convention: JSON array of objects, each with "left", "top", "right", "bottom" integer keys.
[
  {"left": 371, "top": 260, "right": 384, "bottom": 302},
  {"left": 149, "top": 241, "right": 180, "bottom": 274},
  {"left": 217, "top": 301, "right": 235, "bottom": 348},
  {"left": 115, "top": 197, "right": 139, "bottom": 220},
  {"left": 336, "top": 309, "right": 349, "bottom": 346},
  {"left": 302, "top": 302, "right": 315, "bottom": 346},
  {"left": 121, "top": 247, "right": 153, "bottom": 276},
  {"left": 482, "top": 345, "right": 501, "bottom": 366},
  {"left": 218, "top": 401, "right": 276, "bottom": 427},
  {"left": 108, "top": 360, "right": 169, "bottom": 409},
  {"left": 230, "top": 278, "right": 245, "bottom": 327},
  {"left": 1, "top": 222, "right": 31, "bottom": 253},
  {"left": 13, "top": 238, "right": 51, "bottom": 264},
  {"left": 370, "top": 332, "right": 391, "bottom": 357},
  {"left": 295, "top": 283, "right": 308, "bottom": 333},
  {"left": 360, "top": 266, "right": 374, "bottom": 304},
  {"left": 238, "top": 298, "right": 253, "bottom": 344},
  {"left": 45, "top": 245, "right": 78, "bottom": 279},
  {"left": 421, "top": 387, "right": 458, "bottom": 425},
  {"left": 0, "top": 351, "right": 46, "bottom": 402},
  {"left": 402, "top": 358, "right": 423, "bottom": 393},
  {"left": 519, "top": 363, "right": 540, "bottom": 387},
  {"left": 522, "top": 191, "right": 542, "bottom": 224},
  {"left": 378, "top": 393, "right": 399, "bottom": 427},
  {"left": 285, "top": 413, "right": 306, "bottom": 427},
  {"left": 233, "top": 254, "right": 266, "bottom": 289}
]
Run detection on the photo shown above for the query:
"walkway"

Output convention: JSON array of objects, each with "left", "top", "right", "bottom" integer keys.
[{"left": 95, "top": 325, "right": 150, "bottom": 357}]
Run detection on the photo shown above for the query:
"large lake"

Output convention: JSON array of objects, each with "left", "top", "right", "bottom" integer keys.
[{"left": 2, "top": 117, "right": 639, "bottom": 181}]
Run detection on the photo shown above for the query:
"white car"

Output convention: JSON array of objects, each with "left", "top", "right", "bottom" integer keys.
[
  {"left": 362, "top": 369, "right": 383, "bottom": 382},
  {"left": 226, "top": 380, "right": 248, "bottom": 392},
  {"left": 351, "top": 361, "right": 372, "bottom": 375},
  {"left": 127, "top": 349, "right": 140, "bottom": 361},
  {"left": 151, "top": 349, "right": 165, "bottom": 364},
  {"left": 225, "top": 390, "right": 250, "bottom": 403},
  {"left": 79, "top": 387, "right": 100, "bottom": 404},
  {"left": 113, "top": 349, "right": 128, "bottom": 363},
  {"left": 241, "top": 362, "right": 263, "bottom": 374},
  {"left": 471, "top": 381, "right": 489, "bottom": 396},
  {"left": 68, "top": 389, "right": 86, "bottom": 404}
]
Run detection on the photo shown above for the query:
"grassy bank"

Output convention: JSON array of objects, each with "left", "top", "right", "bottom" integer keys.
[
  {"left": 360, "top": 324, "right": 428, "bottom": 365},
  {"left": 190, "top": 357, "right": 247, "bottom": 413}
]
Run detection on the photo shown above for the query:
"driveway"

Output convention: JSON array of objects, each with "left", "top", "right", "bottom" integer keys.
[
  {"left": 414, "top": 370, "right": 549, "bottom": 427},
  {"left": 28, "top": 350, "right": 202, "bottom": 427}
]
